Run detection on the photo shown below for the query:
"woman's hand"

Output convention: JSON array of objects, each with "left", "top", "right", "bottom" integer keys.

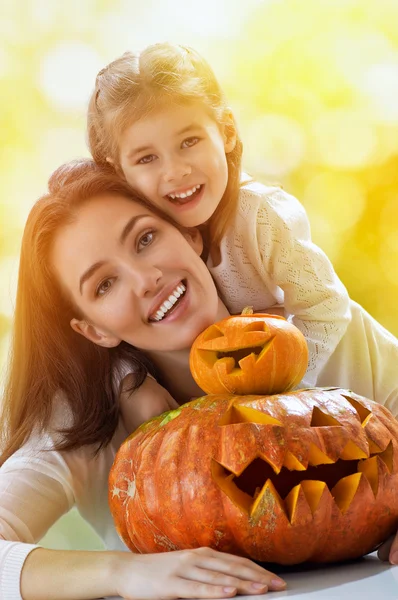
[
  {"left": 115, "top": 547, "right": 286, "bottom": 599},
  {"left": 378, "top": 531, "right": 398, "bottom": 564},
  {"left": 120, "top": 374, "right": 179, "bottom": 433}
]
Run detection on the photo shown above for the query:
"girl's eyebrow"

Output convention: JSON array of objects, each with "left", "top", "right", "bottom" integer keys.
[
  {"left": 127, "top": 145, "right": 152, "bottom": 160},
  {"left": 79, "top": 213, "right": 150, "bottom": 294},
  {"left": 126, "top": 124, "right": 202, "bottom": 160}
]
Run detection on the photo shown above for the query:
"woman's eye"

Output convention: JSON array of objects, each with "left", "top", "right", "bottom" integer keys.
[
  {"left": 138, "top": 231, "right": 154, "bottom": 250},
  {"left": 96, "top": 279, "right": 113, "bottom": 297},
  {"left": 182, "top": 136, "right": 200, "bottom": 149},
  {"left": 138, "top": 154, "right": 156, "bottom": 165}
]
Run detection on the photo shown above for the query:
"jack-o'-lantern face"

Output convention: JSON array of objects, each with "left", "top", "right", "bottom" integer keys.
[
  {"left": 109, "top": 388, "right": 398, "bottom": 565},
  {"left": 189, "top": 312, "right": 308, "bottom": 395}
]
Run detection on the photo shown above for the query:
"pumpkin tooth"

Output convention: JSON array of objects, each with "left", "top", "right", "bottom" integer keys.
[
  {"left": 285, "top": 483, "right": 314, "bottom": 523},
  {"left": 358, "top": 456, "right": 379, "bottom": 497},
  {"left": 367, "top": 439, "right": 383, "bottom": 453},
  {"left": 250, "top": 479, "right": 287, "bottom": 521},
  {"left": 331, "top": 472, "right": 362, "bottom": 514},
  {"left": 308, "top": 443, "right": 335, "bottom": 466},
  {"left": 283, "top": 450, "right": 306, "bottom": 471},
  {"left": 211, "top": 459, "right": 252, "bottom": 513},
  {"left": 377, "top": 440, "right": 393, "bottom": 473},
  {"left": 339, "top": 440, "right": 369, "bottom": 460},
  {"left": 300, "top": 480, "right": 328, "bottom": 514}
]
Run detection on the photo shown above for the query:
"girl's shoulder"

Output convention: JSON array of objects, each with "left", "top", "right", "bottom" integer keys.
[{"left": 238, "top": 175, "right": 305, "bottom": 221}]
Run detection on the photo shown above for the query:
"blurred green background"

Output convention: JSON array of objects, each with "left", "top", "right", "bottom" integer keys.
[{"left": 1, "top": 0, "right": 397, "bottom": 550}]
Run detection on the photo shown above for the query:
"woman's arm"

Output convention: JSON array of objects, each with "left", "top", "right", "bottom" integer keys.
[
  {"left": 0, "top": 442, "right": 286, "bottom": 600},
  {"left": 119, "top": 374, "right": 179, "bottom": 434},
  {"left": 249, "top": 186, "right": 351, "bottom": 387},
  {"left": 21, "top": 546, "right": 286, "bottom": 600}
]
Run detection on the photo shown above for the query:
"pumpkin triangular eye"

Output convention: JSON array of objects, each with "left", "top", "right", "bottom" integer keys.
[
  {"left": 342, "top": 394, "right": 372, "bottom": 426},
  {"left": 219, "top": 404, "right": 283, "bottom": 426},
  {"left": 202, "top": 325, "right": 225, "bottom": 341},
  {"left": 310, "top": 406, "right": 342, "bottom": 427},
  {"left": 242, "top": 322, "right": 266, "bottom": 333}
]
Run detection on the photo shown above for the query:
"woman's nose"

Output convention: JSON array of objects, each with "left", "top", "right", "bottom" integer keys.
[{"left": 127, "top": 265, "right": 162, "bottom": 297}]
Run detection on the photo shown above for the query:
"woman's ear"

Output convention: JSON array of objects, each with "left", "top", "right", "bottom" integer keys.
[
  {"left": 184, "top": 228, "right": 203, "bottom": 256},
  {"left": 70, "top": 318, "right": 121, "bottom": 348},
  {"left": 223, "top": 108, "right": 237, "bottom": 154}
]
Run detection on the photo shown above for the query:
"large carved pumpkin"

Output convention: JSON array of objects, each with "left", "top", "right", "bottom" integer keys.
[
  {"left": 109, "top": 388, "right": 398, "bottom": 564},
  {"left": 189, "top": 310, "right": 308, "bottom": 395}
]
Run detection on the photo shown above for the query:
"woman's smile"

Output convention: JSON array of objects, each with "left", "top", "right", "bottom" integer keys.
[{"left": 149, "top": 280, "right": 187, "bottom": 322}]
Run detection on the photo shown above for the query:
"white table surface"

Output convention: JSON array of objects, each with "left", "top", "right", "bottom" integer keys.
[{"left": 99, "top": 552, "right": 398, "bottom": 600}]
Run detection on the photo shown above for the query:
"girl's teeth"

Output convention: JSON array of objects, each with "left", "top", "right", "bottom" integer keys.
[
  {"left": 168, "top": 185, "right": 200, "bottom": 200},
  {"left": 153, "top": 283, "right": 186, "bottom": 321}
]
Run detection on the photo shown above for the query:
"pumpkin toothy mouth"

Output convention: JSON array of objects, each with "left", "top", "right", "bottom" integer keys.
[{"left": 212, "top": 396, "right": 394, "bottom": 521}]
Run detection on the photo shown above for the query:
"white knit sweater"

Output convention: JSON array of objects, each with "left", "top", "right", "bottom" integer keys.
[{"left": 207, "top": 179, "right": 398, "bottom": 415}]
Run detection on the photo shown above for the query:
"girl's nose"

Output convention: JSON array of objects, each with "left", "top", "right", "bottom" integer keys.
[{"left": 162, "top": 157, "right": 192, "bottom": 183}]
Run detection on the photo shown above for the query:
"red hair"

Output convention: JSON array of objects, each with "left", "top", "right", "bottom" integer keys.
[{"left": 0, "top": 159, "right": 172, "bottom": 464}]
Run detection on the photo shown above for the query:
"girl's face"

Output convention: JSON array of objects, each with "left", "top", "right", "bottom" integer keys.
[
  {"left": 116, "top": 102, "right": 236, "bottom": 228},
  {"left": 50, "top": 194, "right": 224, "bottom": 355}
]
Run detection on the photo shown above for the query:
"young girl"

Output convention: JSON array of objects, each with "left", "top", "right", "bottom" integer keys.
[
  {"left": 86, "top": 42, "right": 398, "bottom": 420},
  {"left": 0, "top": 159, "right": 288, "bottom": 599}
]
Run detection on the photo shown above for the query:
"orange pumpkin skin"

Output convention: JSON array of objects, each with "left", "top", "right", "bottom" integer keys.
[
  {"left": 109, "top": 388, "right": 398, "bottom": 565},
  {"left": 189, "top": 313, "right": 309, "bottom": 395}
]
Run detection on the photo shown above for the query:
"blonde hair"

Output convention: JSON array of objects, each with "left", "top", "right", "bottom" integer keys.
[{"left": 87, "top": 42, "right": 243, "bottom": 245}]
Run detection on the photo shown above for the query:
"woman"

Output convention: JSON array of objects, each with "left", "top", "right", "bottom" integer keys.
[{"left": 0, "top": 159, "right": 287, "bottom": 600}]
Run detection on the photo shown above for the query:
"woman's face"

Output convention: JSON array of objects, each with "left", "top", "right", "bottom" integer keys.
[{"left": 51, "top": 194, "right": 222, "bottom": 354}]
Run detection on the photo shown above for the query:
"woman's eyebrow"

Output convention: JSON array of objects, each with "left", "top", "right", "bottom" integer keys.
[
  {"left": 79, "top": 214, "right": 150, "bottom": 294},
  {"left": 119, "top": 213, "right": 149, "bottom": 244}
]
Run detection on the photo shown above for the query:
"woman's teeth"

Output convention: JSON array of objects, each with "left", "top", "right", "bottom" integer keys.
[
  {"left": 152, "top": 283, "right": 186, "bottom": 322},
  {"left": 168, "top": 185, "right": 201, "bottom": 200}
]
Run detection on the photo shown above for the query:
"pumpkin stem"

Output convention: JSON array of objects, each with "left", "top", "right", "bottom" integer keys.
[{"left": 241, "top": 306, "right": 254, "bottom": 315}]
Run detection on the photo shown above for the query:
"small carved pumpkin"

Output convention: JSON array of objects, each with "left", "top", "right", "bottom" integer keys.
[
  {"left": 109, "top": 388, "right": 398, "bottom": 564},
  {"left": 189, "top": 310, "right": 308, "bottom": 395}
]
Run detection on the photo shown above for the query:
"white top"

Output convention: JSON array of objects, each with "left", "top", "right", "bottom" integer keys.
[
  {"left": 208, "top": 181, "right": 398, "bottom": 416},
  {"left": 0, "top": 396, "right": 129, "bottom": 600}
]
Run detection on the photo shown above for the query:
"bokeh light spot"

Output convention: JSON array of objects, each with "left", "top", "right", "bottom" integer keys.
[
  {"left": 39, "top": 42, "right": 103, "bottom": 111},
  {"left": 244, "top": 114, "right": 306, "bottom": 177},
  {"left": 360, "top": 60, "right": 398, "bottom": 124},
  {"left": 311, "top": 110, "right": 377, "bottom": 169},
  {"left": 304, "top": 172, "right": 365, "bottom": 235}
]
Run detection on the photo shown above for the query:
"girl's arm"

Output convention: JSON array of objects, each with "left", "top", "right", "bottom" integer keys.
[
  {"left": 249, "top": 185, "right": 351, "bottom": 387},
  {"left": 119, "top": 374, "right": 179, "bottom": 434}
]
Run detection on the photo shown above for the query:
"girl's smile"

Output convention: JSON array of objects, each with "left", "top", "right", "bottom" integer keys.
[{"left": 50, "top": 194, "right": 228, "bottom": 356}]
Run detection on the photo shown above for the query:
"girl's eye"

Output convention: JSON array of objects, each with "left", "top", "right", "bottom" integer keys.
[
  {"left": 182, "top": 136, "right": 200, "bottom": 149},
  {"left": 138, "top": 154, "right": 156, "bottom": 165},
  {"left": 138, "top": 231, "right": 155, "bottom": 250},
  {"left": 96, "top": 278, "right": 113, "bottom": 297}
]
